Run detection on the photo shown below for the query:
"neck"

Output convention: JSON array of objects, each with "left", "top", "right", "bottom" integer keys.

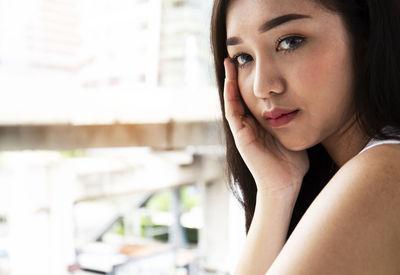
[{"left": 322, "top": 120, "right": 369, "bottom": 167}]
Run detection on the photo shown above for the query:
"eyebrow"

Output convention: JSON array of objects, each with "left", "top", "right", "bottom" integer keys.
[{"left": 226, "top": 13, "right": 311, "bottom": 46}]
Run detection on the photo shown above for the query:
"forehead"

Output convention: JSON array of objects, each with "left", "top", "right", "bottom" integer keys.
[{"left": 226, "top": 0, "right": 324, "bottom": 33}]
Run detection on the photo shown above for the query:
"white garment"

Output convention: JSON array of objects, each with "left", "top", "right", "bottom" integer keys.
[{"left": 358, "top": 138, "right": 400, "bottom": 155}]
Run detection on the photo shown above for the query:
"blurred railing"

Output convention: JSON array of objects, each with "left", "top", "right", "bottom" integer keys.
[{"left": 0, "top": 88, "right": 222, "bottom": 150}]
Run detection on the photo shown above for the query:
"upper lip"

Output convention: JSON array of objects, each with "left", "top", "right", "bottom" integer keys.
[{"left": 262, "top": 108, "right": 298, "bottom": 120}]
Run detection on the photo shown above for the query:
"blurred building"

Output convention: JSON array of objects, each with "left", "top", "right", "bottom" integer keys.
[
  {"left": 78, "top": 0, "right": 162, "bottom": 90},
  {"left": 26, "top": 0, "right": 81, "bottom": 72},
  {"left": 0, "top": 0, "right": 246, "bottom": 274},
  {"left": 1, "top": 0, "right": 214, "bottom": 91},
  {"left": 0, "top": 0, "right": 81, "bottom": 96},
  {"left": 78, "top": 0, "right": 214, "bottom": 90},
  {"left": 159, "top": 0, "right": 214, "bottom": 88}
]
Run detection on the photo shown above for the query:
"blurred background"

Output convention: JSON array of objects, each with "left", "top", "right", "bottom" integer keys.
[{"left": 0, "top": 0, "right": 246, "bottom": 274}]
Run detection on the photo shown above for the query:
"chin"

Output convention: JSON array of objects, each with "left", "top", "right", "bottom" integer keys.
[{"left": 278, "top": 137, "right": 316, "bottom": 152}]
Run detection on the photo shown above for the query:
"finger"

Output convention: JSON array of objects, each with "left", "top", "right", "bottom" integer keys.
[
  {"left": 223, "top": 58, "right": 240, "bottom": 102},
  {"left": 235, "top": 114, "right": 257, "bottom": 147},
  {"left": 223, "top": 58, "right": 245, "bottom": 133},
  {"left": 224, "top": 57, "right": 237, "bottom": 81},
  {"left": 239, "top": 115, "right": 276, "bottom": 150}
]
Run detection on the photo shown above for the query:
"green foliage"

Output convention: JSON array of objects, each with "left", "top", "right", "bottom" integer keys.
[
  {"left": 146, "top": 185, "right": 200, "bottom": 213},
  {"left": 139, "top": 185, "right": 201, "bottom": 244},
  {"left": 59, "top": 150, "right": 86, "bottom": 158},
  {"left": 184, "top": 227, "right": 198, "bottom": 244},
  {"left": 113, "top": 218, "right": 125, "bottom": 235},
  {"left": 140, "top": 216, "right": 152, "bottom": 237},
  {"left": 152, "top": 224, "right": 169, "bottom": 242},
  {"left": 180, "top": 185, "right": 200, "bottom": 212},
  {"left": 140, "top": 215, "right": 169, "bottom": 241},
  {"left": 147, "top": 191, "right": 170, "bottom": 212}
]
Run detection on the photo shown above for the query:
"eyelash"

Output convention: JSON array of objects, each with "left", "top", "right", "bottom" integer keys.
[
  {"left": 275, "top": 35, "right": 306, "bottom": 53},
  {"left": 231, "top": 35, "right": 306, "bottom": 69}
]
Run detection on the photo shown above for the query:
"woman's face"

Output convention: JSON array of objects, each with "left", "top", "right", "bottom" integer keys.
[{"left": 226, "top": 0, "right": 355, "bottom": 151}]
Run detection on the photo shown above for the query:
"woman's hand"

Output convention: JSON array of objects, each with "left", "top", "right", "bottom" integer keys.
[{"left": 223, "top": 58, "right": 309, "bottom": 196}]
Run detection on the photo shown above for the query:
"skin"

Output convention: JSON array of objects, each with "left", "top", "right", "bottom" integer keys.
[
  {"left": 266, "top": 145, "right": 400, "bottom": 274},
  {"left": 223, "top": 0, "right": 400, "bottom": 274},
  {"left": 226, "top": 0, "right": 368, "bottom": 168}
]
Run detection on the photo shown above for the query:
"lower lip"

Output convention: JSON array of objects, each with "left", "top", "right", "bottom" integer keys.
[{"left": 267, "top": 110, "right": 299, "bottom": 128}]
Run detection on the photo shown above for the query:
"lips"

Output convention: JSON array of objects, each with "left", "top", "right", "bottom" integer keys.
[
  {"left": 262, "top": 108, "right": 299, "bottom": 128},
  {"left": 262, "top": 108, "right": 299, "bottom": 120}
]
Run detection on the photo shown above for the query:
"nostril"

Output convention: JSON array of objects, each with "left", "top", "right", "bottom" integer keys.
[{"left": 269, "top": 89, "right": 282, "bottom": 96}]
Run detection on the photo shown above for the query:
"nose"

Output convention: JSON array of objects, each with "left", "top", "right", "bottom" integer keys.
[{"left": 253, "top": 59, "right": 285, "bottom": 99}]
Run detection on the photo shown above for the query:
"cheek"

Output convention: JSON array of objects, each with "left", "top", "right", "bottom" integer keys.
[
  {"left": 295, "top": 51, "right": 342, "bottom": 89},
  {"left": 294, "top": 43, "right": 354, "bottom": 108},
  {"left": 238, "top": 72, "right": 256, "bottom": 111}
]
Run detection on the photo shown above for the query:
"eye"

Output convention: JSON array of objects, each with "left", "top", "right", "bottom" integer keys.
[
  {"left": 276, "top": 35, "right": 306, "bottom": 53},
  {"left": 231, "top": 53, "right": 253, "bottom": 68}
]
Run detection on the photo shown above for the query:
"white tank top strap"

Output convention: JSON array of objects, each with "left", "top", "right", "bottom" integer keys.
[{"left": 358, "top": 138, "right": 400, "bottom": 155}]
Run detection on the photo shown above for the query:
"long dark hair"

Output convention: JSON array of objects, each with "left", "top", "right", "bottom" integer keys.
[{"left": 210, "top": 0, "right": 400, "bottom": 236}]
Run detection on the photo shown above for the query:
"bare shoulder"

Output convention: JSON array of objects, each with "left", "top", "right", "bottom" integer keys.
[
  {"left": 266, "top": 144, "right": 400, "bottom": 275},
  {"left": 342, "top": 143, "right": 400, "bottom": 186}
]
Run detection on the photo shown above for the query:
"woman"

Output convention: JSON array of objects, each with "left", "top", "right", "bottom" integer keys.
[{"left": 210, "top": 0, "right": 400, "bottom": 274}]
